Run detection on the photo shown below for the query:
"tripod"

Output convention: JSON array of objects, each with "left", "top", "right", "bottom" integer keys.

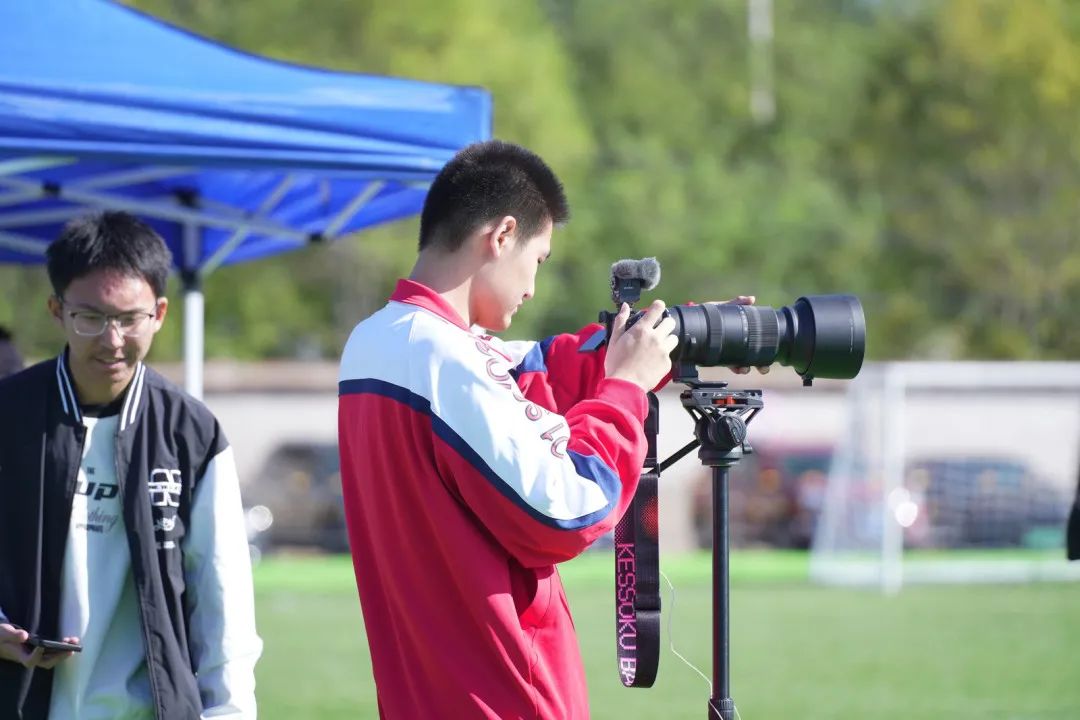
[{"left": 660, "top": 368, "right": 763, "bottom": 720}]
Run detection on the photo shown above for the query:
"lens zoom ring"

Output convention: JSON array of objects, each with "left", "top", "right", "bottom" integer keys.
[{"left": 746, "top": 309, "right": 779, "bottom": 358}]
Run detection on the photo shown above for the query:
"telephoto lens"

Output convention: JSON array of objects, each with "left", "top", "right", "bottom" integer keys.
[{"left": 666, "top": 295, "right": 865, "bottom": 380}]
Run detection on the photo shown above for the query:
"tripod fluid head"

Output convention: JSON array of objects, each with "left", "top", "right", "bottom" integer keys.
[
  {"left": 658, "top": 362, "right": 764, "bottom": 474},
  {"left": 681, "top": 382, "right": 762, "bottom": 464}
]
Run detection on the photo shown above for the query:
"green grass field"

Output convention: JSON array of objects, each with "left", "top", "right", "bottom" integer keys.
[{"left": 252, "top": 552, "right": 1080, "bottom": 719}]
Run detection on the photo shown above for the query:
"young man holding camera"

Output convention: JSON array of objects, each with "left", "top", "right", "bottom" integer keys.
[
  {"left": 0, "top": 212, "right": 261, "bottom": 719},
  {"left": 338, "top": 139, "right": 686, "bottom": 718}
]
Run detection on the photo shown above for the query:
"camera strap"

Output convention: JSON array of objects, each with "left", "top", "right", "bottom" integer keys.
[{"left": 614, "top": 391, "right": 661, "bottom": 688}]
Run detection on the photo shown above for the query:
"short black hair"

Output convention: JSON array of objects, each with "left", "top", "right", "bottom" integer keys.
[
  {"left": 418, "top": 140, "right": 569, "bottom": 252},
  {"left": 46, "top": 211, "right": 173, "bottom": 298}
]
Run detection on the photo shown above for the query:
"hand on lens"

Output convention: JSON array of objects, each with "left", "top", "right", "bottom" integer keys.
[
  {"left": 604, "top": 300, "right": 679, "bottom": 391},
  {"left": 709, "top": 295, "right": 770, "bottom": 376}
]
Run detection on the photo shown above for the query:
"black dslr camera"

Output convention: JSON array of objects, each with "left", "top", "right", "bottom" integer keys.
[{"left": 590, "top": 257, "right": 866, "bottom": 385}]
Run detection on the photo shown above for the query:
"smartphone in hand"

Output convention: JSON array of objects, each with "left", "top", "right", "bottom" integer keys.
[{"left": 27, "top": 635, "right": 82, "bottom": 653}]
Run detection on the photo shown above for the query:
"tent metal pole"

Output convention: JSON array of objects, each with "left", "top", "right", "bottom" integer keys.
[
  {"left": 182, "top": 222, "right": 204, "bottom": 400},
  {"left": 0, "top": 176, "right": 310, "bottom": 241},
  {"left": 322, "top": 181, "right": 384, "bottom": 237},
  {"left": 198, "top": 174, "right": 296, "bottom": 277},
  {"left": 0, "top": 156, "right": 75, "bottom": 177},
  {"left": 0, "top": 230, "right": 48, "bottom": 255},
  {"left": 0, "top": 206, "right": 86, "bottom": 228},
  {"left": 69, "top": 166, "right": 190, "bottom": 191},
  {"left": 183, "top": 283, "right": 204, "bottom": 400},
  {"left": 0, "top": 191, "right": 40, "bottom": 208}
]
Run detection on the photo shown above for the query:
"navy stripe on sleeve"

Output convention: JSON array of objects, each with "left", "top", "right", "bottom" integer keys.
[
  {"left": 340, "top": 377, "right": 620, "bottom": 530},
  {"left": 509, "top": 336, "right": 556, "bottom": 380}
]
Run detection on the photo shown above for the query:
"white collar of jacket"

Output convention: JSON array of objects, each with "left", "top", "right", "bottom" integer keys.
[{"left": 54, "top": 348, "right": 147, "bottom": 431}]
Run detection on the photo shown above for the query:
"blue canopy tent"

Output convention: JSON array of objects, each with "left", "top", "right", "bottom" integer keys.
[{"left": 0, "top": 0, "right": 491, "bottom": 397}]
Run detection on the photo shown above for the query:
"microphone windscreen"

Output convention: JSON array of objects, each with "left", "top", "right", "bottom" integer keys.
[
  {"left": 610, "top": 257, "right": 661, "bottom": 290},
  {"left": 637, "top": 257, "right": 661, "bottom": 290}
]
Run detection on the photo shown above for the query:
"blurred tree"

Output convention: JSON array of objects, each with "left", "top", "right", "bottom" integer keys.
[
  {"left": 546, "top": 0, "right": 879, "bottom": 336},
  {"left": 4, "top": 0, "right": 1077, "bottom": 362},
  {"left": 0, "top": 268, "right": 56, "bottom": 362},
  {"left": 840, "top": 0, "right": 1080, "bottom": 358}
]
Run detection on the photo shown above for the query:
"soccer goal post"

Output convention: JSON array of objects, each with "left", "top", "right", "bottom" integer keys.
[{"left": 810, "top": 361, "right": 1080, "bottom": 593}]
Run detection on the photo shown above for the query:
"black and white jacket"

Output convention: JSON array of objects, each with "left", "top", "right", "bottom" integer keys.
[{"left": 0, "top": 353, "right": 261, "bottom": 719}]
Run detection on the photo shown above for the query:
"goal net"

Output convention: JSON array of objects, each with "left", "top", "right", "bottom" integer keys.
[{"left": 809, "top": 361, "right": 1080, "bottom": 592}]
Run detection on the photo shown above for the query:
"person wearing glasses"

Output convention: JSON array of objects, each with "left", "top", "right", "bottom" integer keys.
[{"left": 0, "top": 212, "right": 261, "bottom": 719}]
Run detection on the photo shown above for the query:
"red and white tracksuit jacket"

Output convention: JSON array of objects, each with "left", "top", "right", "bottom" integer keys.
[{"left": 338, "top": 279, "right": 649, "bottom": 719}]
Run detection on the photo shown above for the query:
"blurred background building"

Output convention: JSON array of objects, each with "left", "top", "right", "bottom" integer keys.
[{"left": 169, "top": 360, "right": 1079, "bottom": 582}]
